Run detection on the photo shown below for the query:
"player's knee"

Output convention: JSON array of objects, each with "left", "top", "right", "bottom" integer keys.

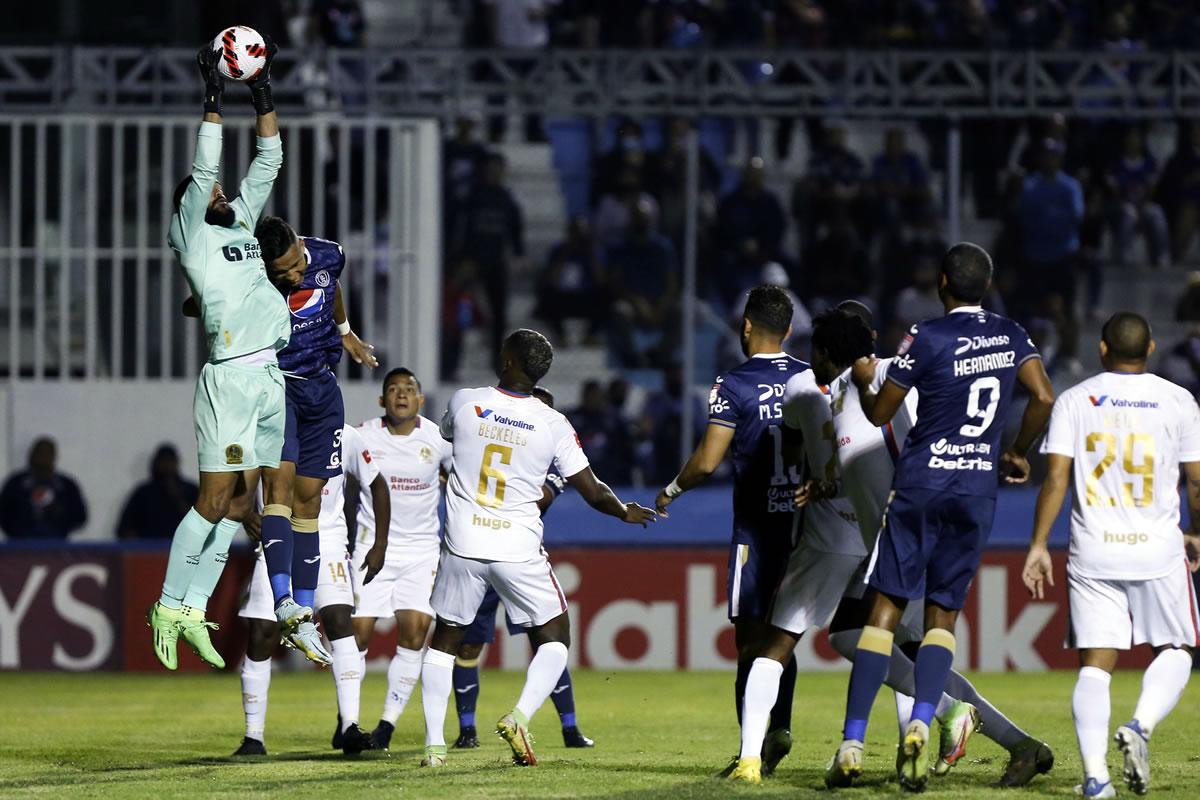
[
  {"left": 457, "top": 642, "right": 484, "bottom": 661},
  {"left": 320, "top": 606, "right": 354, "bottom": 640},
  {"left": 246, "top": 621, "right": 276, "bottom": 660}
]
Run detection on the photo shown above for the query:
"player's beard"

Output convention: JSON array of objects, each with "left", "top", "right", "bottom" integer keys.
[{"left": 205, "top": 205, "right": 236, "bottom": 227}]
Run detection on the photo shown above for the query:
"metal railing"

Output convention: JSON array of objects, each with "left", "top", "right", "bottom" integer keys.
[
  {"left": 2, "top": 47, "right": 1200, "bottom": 118},
  {"left": 0, "top": 115, "right": 441, "bottom": 383}
]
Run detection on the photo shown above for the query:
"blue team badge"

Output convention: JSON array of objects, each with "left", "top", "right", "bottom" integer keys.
[
  {"left": 288, "top": 288, "right": 325, "bottom": 319},
  {"left": 315, "top": 269, "right": 331, "bottom": 287}
]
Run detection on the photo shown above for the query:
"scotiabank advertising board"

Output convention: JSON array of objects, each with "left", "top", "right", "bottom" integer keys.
[{"left": 0, "top": 547, "right": 1160, "bottom": 672}]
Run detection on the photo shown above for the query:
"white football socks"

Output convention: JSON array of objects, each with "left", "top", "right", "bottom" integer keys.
[
  {"left": 894, "top": 692, "right": 915, "bottom": 739},
  {"left": 330, "top": 637, "right": 361, "bottom": 733},
  {"left": 1073, "top": 666, "right": 1112, "bottom": 784},
  {"left": 421, "top": 648, "right": 456, "bottom": 747},
  {"left": 382, "top": 647, "right": 424, "bottom": 725},
  {"left": 515, "top": 641, "right": 569, "bottom": 722},
  {"left": 738, "top": 657, "right": 784, "bottom": 759},
  {"left": 1132, "top": 647, "right": 1192, "bottom": 737},
  {"left": 241, "top": 656, "right": 272, "bottom": 742}
]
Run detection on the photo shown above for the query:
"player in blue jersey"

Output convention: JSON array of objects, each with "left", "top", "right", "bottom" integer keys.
[
  {"left": 826, "top": 243, "right": 1056, "bottom": 791},
  {"left": 451, "top": 386, "right": 595, "bottom": 751},
  {"left": 655, "top": 285, "right": 807, "bottom": 776}
]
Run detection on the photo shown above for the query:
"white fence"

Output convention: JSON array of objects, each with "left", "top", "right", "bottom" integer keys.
[{"left": 0, "top": 114, "right": 441, "bottom": 384}]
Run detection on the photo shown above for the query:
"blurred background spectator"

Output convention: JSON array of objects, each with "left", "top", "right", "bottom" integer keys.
[
  {"left": 715, "top": 157, "right": 786, "bottom": 304},
  {"left": 115, "top": 445, "right": 199, "bottom": 540},
  {"left": 0, "top": 438, "right": 88, "bottom": 540},
  {"left": 604, "top": 199, "right": 679, "bottom": 368},
  {"left": 1108, "top": 128, "right": 1169, "bottom": 269},
  {"left": 533, "top": 217, "right": 606, "bottom": 344}
]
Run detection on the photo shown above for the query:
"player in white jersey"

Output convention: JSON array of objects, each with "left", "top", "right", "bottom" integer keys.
[
  {"left": 418, "top": 329, "right": 656, "bottom": 768},
  {"left": 1023, "top": 313, "right": 1200, "bottom": 799},
  {"left": 234, "top": 423, "right": 392, "bottom": 756},
  {"left": 343, "top": 367, "right": 452, "bottom": 751}
]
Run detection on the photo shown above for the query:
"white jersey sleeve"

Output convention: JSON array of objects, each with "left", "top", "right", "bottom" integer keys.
[
  {"left": 1056, "top": 373, "right": 1197, "bottom": 580},
  {"left": 440, "top": 389, "right": 466, "bottom": 441},
  {"left": 341, "top": 425, "right": 381, "bottom": 487},
  {"left": 551, "top": 414, "right": 590, "bottom": 479}
]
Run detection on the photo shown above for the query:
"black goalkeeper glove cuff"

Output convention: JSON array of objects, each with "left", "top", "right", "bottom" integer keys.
[
  {"left": 203, "top": 81, "right": 224, "bottom": 115},
  {"left": 248, "top": 80, "right": 274, "bottom": 116}
]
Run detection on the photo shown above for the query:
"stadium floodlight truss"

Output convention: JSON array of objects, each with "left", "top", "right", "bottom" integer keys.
[{"left": 3, "top": 47, "right": 1200, "bottom": 118}]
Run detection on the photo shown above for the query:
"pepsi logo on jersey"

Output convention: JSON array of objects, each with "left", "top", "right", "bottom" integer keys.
[{"left": 288, "top": 288, "right": 325, "bottom": 319}]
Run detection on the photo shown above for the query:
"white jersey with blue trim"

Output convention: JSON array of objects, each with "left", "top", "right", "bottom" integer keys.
[{"left": 829, "top": 358, "right": 919, "bottom": 552}]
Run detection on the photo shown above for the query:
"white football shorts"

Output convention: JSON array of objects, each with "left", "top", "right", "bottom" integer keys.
[
  {"left": 430, "top": 546, "right": 567, "bottom": 628},
  {"left": 1067, "top": 560, "right": 1200, "bottom": 650},
  {"left": 351, "top": 543, "right": 440, "bottom": 619}
]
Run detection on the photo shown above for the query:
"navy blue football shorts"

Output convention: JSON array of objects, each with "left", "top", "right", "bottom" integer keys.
[
  {"left": 727, "top": 519, "right": 793, "bottom": 622},
  {"left": 461, "top": 585, "right": 525, "bottom": 645},
  {"left": 281, "top": 369, "right": 346, "bottom": 479},
  {"left": 867, "top": 487, "right": 995, "bottom": 611}
]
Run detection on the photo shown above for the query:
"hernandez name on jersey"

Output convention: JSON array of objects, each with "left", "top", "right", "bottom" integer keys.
[
  {"left": 278, "top": 237, "right": 346, "bottom": 378},
  {"left": 441, "top": 387, "right": 589, "bottom": 562},
  {"left": 1043, "top": 371, "right": 1200, "bottom": 581},
  {"left": 887, "top": 308, "right": 1040, "bottom": 497},
  {"left": 709, "top": 353, "right": 810, "bottom": 522}
]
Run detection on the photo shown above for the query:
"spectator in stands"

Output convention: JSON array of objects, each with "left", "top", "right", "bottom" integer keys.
[
  {"left": 481, "top": 0, "right": 559, "bottom": 141},
  {"left": 569, "top": 379, "right": 632, "bottom": 483},
  {"left": 441, "top": 253, "right": 492, "bottom": 381},
  {"left": 870, "top": 127, "right": 932, "bottom": 230},
  {"left": 1002, "top": 0, "right": 1070, "bottom": 49},
  {"left": 452, "top": 152, "right": 524, "bottom": 366},
  {"left": 604, "top": 199, "right": 679, "bottom": 367},
  {"left": 800, "top": 206, "right": 872, "bottom": 313},
  {"left": 115, "top": 444, "right": 199, "bottom": 540},
  {"left": 878, "top": 207, "right": 946, "bottom": 305},
  {"left": 1020, "top": 138, "right": 1084, "bottom": 372},
  {"left": 792, "top": 122, "right": 867, "bottom": 249},
  {"left": 443, "top": 110, "right": 488, "bottom": 243},
  {"left": 311, "top": 0, "right": 365, "bottom": 47},
  {"left": 533, "top": 217, "right": 605, "bottom": 343},
  {"left": 893, "top": 260, "right": 944, "bottom": 330},
  {"left": 730, "top": 262, "right": 812, "bottom": 351},
  {"left": 645, "top": 117, "right": 721, "bottom": 249},
  {"left": 1176, "top": 271, "right": 1200, "bottom": 322},
  {"left": 0, "top": 437, "right": 87, "bottom": 540},
  {"left": 591, "top": 118, "right": 646, "bottom": 205},
  {"left": 1160, "top": 120, "right": 1200, "bottom": 263},
  {"left": 715, "top": 156, "right": 786, "bottom": 304},
  {"left": 1157, "top": 325, "right": 1200, "bottom": 397},
  {"left": 1108, "top": 127, "right": 1169, "bottom": 268},
  {"left": 594, "top": 165, "right": 660, "bottom": 248},
  {"left": 638, "top": 365, "right": 706, "bottom": 485}
]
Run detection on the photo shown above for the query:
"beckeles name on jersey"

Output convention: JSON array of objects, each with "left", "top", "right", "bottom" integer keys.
[{"left": 478, "top": 421, "right": 528, "bottom": 447}]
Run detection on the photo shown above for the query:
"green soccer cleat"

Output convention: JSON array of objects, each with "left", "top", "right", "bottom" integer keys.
[
  {"left": 178, "top": 605, "right": 224, "bottom": 669},
  {"left": 825, "top": 739, "right": 864, "bottom": 788},
  {"left": 284, "top": 620, "right": 332, "bottom": 666},
  {"left": 762, "top": 727, "right": 792, "bottom": 776},
  {"left": 728, "top": 756, "right": 763, "bottom": 784},
  {"left": 497, "top": 712, "right": 538, "bottom": 766},
  {"left": 934, "top": 701, "right": 979, "bottom": 776},
  {"left": 147, "top": 602, "right": 184, "bottom": 671},
  {"left": 420, "top": 744, "right": 447, "bottom": 768},
  {"left": 899, "top": 719, "right": 932, "bottom": 792},
  {"left": 998, "top": 737, "right": 1054, "bottom": 787}
]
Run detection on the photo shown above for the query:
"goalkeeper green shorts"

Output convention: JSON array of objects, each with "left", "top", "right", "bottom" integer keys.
[{"left": 193, "top": 360, "right": 286, "bottom": 472}]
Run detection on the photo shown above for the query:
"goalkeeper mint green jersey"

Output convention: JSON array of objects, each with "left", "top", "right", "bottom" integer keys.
[{"left": 167, "top": 121, "right": 289, "bottom": 362}]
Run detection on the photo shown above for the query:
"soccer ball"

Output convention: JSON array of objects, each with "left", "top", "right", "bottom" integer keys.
[{"left": 212, "top": 26, "right": 267, "bottom": 82}]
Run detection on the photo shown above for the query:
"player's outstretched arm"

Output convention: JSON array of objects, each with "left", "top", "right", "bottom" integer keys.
[
  {"left": 334, "top": 283, "right": 379, "bottom": 368},
  {"left": 1183, "top": 461, "right": 1200, "bottom": 572},
  {"left": 1001, "top": 357, "right": 1056, "bottom": 484},
  {"left": 171, "top": 46, "right": 225, "bottom": 251},
  {"left": 1022, "top": 453, "right": 1070, "bottom": 598},
  {"left": 655, "top": 422, "right": 735, "bottom": 515},
  {"left": 360, "top": 472, "right": 392, "bottom": 584},
  {"left": 853, "top": 357, "right": 908, "bottom": 427},
  {"left": 233, "top": 36, "right": 281, "bottom": 225},
  {"left": 566, "top": 468, "right": 657, "bottom": 527}
]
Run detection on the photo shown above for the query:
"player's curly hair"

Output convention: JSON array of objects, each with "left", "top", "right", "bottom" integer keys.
[
  {"left": 504, "top": 329, "right": 554, "bottom": 384},
  {"left": 744, "top": 284, "right": 793, "bottom": 336},
  {"left": 254, "top": 216, "right": 298, "bottom": 265},
  {"left": 811, "top": 308, "right": 874, "bottom": 368}
]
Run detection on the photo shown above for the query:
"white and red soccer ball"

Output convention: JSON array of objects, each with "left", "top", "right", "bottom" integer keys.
[{"left": 212, "top": 26, "right": 267, "bottom": 82}]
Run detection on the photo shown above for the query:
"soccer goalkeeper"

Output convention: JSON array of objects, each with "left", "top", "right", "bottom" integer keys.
[{"left": 148, "top": 38, "right": 312, "bottom": 671}]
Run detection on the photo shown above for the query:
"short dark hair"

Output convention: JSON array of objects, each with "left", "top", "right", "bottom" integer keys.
[
  {"left": 941, "top": 242, "right": 993, "bottom": 304},
  {"left": 531, "top": 385, "right": 555, "bottom": 408},
  {"left": 255, "top": 216, "right": 298, "bottom": 265},
  {"left": 173, "top": 176, "right": 193, "bottom": 212},
  {"left": 382, "top": 367, "right": 421, "bottom": 394},
  {"left": 811, "top": 309, "right": 874, "bottom": 368},
  {"left": 1101, "top": 312, "right": 1152, "bottom": 362},
  {"left": 744, "top": 284, "right": 793, "bottom": 336},
  {"left": 504, "top": 329, "right": 554, "bottom": 383},
  {"left": 836, "top": 299, "right": 874, "bottom": 328}
]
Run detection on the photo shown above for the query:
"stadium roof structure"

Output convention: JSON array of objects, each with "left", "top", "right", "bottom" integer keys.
[{"left": 4, "top": 47, "right": 1200, "bottom": 118}]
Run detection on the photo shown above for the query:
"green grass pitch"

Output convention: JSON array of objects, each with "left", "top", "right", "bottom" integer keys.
[{"left": 3, "top": 669, "right": 1198, "bottom": 798}]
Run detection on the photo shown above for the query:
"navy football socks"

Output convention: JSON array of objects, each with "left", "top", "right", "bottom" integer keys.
[{"left": 260, "top": 508, "right": 294, "bottom": 605}]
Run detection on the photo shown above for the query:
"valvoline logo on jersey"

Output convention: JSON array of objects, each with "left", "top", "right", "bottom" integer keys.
[
  {"left": 1089, "top": 395, "right": 1158, "bottom": 409},
  {"left": 475, "top": 406, "right": 536, "bottom": 431},
  {"left": 288, "top": 288, "right": 324, "bottom": 319}
]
